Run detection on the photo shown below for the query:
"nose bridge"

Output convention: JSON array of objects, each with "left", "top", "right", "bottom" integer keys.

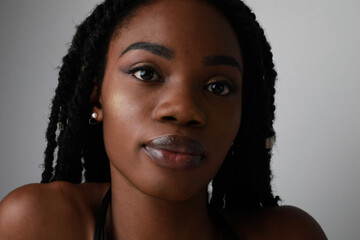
[{"left": 154, "top": 79, "right": 207, "bottom": 127}]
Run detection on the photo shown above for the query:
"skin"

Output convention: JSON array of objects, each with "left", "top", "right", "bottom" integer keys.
[{"left": 0, "top": 0, "right": 327, "bottom": 239}]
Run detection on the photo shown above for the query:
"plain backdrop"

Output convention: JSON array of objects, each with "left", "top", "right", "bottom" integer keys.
[{"left": 0, "top": 0, "right": 359, "bottom": 239}]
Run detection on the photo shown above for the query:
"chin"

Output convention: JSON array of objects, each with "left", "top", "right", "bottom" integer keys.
[
  {"left": 108, "top": 151, "right": 218, "bottom": 203},
  {"left": 120, "top": 166, "right": 210, "bottom": 202}
]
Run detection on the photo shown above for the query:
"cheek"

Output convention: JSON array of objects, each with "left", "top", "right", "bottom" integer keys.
[
  {"left": 100, "top": 85, "right": 148, "bottom": 163},
  {"left": 207, "top": 100, "right": 242, "bottom": 163}
]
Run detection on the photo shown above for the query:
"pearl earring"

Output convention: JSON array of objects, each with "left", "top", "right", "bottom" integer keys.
[{"left": 89, "top": 112, "right": 99, "bottom": 124}]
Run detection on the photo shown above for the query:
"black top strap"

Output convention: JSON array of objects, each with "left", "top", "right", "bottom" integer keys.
[
  {"left": 209, "top": 208, "right": 241, "bottom": 240},
  {"left": 93, "top": 188, "right": 241, "bottom": 240}
]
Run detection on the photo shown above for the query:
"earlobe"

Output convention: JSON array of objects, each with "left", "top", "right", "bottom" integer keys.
[
  {"left": 90, "top": 81, "right": 103, "bottom": 122},
  {"left": 90, "top": 106, "right": 103, "bottom": 123}
]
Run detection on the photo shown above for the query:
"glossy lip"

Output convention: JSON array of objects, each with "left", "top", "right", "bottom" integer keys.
[{"left": 143, "top": 135, "right": 205, "bottom": 170}]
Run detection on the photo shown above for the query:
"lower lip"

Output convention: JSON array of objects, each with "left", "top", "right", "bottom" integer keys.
[{"left": 143, "top": 146, "right": 203, "bottom": 170}]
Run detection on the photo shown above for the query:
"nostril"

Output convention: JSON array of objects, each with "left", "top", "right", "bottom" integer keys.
[
  {"left": 187, "top": 120, "right": 200, "bottom": 126},
  {"left": 161, "top": 116, "right": 177, "bottom": 121},
  {"left": 160, "top": 116, "right": 200, "bottom": 126}
]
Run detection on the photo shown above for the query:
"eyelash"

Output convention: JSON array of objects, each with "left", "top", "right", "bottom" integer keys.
[
  {"left": 128, "top": 65, "right": 161, "bottom": 82},
  {"left": 127, "top": 65, "right": 236, "bottom": 96}
]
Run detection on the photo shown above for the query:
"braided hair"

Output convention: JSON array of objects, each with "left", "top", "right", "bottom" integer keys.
[{"left": 41, "top": 0, "right": 280, "bottom": 213}]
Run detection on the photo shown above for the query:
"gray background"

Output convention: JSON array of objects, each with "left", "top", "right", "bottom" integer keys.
[{"left": 1, "top": 0, "right": 359, "bottom": 239}]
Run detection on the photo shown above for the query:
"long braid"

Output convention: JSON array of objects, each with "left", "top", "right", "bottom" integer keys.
[
  {"left": 41, "top": 93, "right": 60, "bottom": 183},
  {"left": 258, "top": 26, "right": 279, "bottom": 207},
  {"left": 53, "top": 3, "right": 112, "bottom": 182},
  {"left": 41, "top": 49, "right": 81, "bottom": 183}
]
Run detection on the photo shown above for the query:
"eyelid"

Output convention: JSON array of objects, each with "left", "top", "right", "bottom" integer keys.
[
  {"left": 207, "top": 76, "right": 237, "bottom": 90},
  {"left": 128, "top": 64, "right": 153, "bottom": 73}
]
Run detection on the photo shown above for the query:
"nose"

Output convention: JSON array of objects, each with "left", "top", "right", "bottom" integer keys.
[{"left": 153, "top": 84, "right": 207, "bottom": 127}]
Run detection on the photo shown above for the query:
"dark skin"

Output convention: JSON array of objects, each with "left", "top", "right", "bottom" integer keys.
[{"left": 0, "top": 0, "right": 327, "bottom": 239}]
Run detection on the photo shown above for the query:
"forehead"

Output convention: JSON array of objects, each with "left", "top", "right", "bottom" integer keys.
[{"left": 109, "top": 0, "right": 242, "bottom": 62}]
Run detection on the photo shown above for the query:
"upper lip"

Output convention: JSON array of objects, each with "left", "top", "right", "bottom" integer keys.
[{"left": 144, "top": 135, "right": 205, "bottom": 156}]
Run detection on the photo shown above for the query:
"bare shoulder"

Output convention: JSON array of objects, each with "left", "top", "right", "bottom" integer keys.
[
  {"left": 0, "top": 181, "right": 109, "bottom": 240},
  {"left": 226, "top": 205, "right": 327, "bottom": 240},
  {"left": 259, "top": 205, "right": 327, "bottom": 239}
]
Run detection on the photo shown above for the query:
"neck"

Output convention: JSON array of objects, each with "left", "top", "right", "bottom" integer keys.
[{"left": 107, "top": 170, "right": 220, "bottom": 240}]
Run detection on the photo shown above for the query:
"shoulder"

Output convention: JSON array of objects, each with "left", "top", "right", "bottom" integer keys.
[
  {"left": 226, "top": 205, "right": 327, "bottom": 240},
  {"left": 259, "top": 205, "right": 327, "bottom": 239},
  {"left": 0, "top": 181, "right": 109, "bottom": 240}
]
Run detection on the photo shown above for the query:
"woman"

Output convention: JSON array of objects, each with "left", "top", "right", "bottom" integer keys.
[{"left": 0, "top": 0, "right": 327, "bottom": 239}]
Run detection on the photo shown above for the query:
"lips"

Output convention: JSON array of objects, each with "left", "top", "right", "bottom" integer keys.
[{"left": 143, "top": 135, "right": 205, "bottom": 170}]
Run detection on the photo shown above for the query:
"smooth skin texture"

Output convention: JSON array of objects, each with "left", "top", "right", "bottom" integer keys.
[{"left": 0, "top": 0, "right": 327, "bottom": 239}]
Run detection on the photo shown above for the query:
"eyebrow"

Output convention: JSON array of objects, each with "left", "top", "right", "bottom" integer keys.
[
  {"left": 120, "top": 42, "right": 242, "bottom": 73},
  {"left": 204, "top": 55, "right": 242, "bottom": 73},
  {"left": 120, "top": 41, "right": 175, "bottom": 59}
]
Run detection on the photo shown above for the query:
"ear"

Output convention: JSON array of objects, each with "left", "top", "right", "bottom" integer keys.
[{"left": 89, "top": 81, "right": 103, "bottom": 122}]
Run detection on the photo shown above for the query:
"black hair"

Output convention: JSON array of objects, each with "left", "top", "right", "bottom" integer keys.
[{"left": 41, "top": 0, "right": 280, "bottom": 213}]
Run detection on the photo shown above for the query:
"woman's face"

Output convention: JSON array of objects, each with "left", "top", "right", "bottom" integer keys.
[{"left": 95, "top": 0, "right": 243, "bottom": 201}]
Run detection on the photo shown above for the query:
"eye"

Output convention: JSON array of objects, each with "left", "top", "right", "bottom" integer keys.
[
  {"left": 206, "top": 79, "right": 235, "bottom": 96},
  {"left": 128, "top": 65, "right": 160, "bottom": 81}
]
